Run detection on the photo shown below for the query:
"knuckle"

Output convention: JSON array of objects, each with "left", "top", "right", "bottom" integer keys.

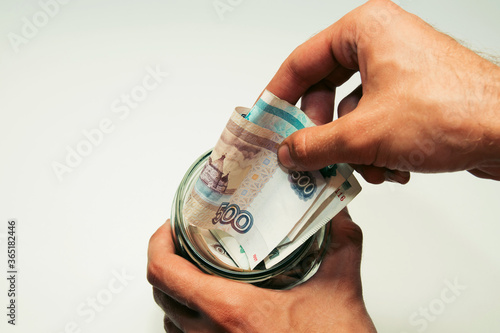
[
  {"left": 147, "top": 233, "right": 159, "bottom": 255},
  {"left": 152, "top": 287, "right": 165, "bottom": 307},
  {"left": 342, "top": 221, "right": 364, "bottom": 250},
  {"left": 208, "top": 295, "right": 247, "bottom": 331},
  {"left": 289, "top": 129, "right": 311, "bottom": 166},
  {"left": 148, "top": 224, "right": 163, "bottom": 246},
  {"left": 285, "top": 53, "right": 311, "bottom": 91},
  {"left": 146, "top": 260, "right": 163, "bottom": 287},
  {"left": 346, "top": 222, "right": 363, "bottom": 246},
  {"left": 334, "top": 211, "right": 364, "bottom": 249}
]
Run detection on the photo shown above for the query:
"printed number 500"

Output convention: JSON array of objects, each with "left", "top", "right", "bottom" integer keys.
[{"left": 212, "top": 202, "right": 254, "bottom": 234}]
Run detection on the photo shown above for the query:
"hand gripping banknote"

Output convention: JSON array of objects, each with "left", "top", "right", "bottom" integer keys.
[{"left": 183, "top": 90, "right": 361, "bottom": 270}]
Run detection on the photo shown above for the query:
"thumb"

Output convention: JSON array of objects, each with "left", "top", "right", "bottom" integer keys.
[
  {"left": 310, "top": 208, "right": 363, "bottom": 283},
  {"left": 278, "top": 106, "right": 383, "bottom": 171},
  {"left": 328, "top": 208, "right": 363, "bottom": 250}
]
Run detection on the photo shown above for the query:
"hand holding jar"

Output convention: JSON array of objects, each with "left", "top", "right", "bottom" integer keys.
[{"left": 147, "top": 209, "right": 376, "bottom": 333}]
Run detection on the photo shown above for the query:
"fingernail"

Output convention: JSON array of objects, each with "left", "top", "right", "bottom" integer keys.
[
  {"left": 278, "top": 144, "right": 296, "bottom": 169},
  {"left": 384, "top": 170, "right": 409, "bottom": 184}
]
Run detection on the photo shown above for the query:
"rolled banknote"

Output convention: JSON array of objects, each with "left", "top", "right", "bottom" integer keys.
[
  {"left": 189, "top": 226, "right": 241, "bottom": 270},
  {"left": 184, "top": 90, "right": 361, "bottom": 269}
]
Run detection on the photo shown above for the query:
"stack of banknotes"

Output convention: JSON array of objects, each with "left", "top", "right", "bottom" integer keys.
[{"left": 184, "top": 90, "right": 361, "bottom": 270}]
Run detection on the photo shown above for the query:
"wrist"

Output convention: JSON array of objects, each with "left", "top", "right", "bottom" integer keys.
[{"left": 476, "top": 63, "right": 500, "bottom": 163}]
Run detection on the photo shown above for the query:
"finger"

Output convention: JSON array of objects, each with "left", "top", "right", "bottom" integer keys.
[
  {"left": 308, "top": 209, "right": 364, "bottom": 284},
  {"left": 153, "top": 287, "right": 200, "bottom": 331},
  {"left": 336, "top": 85, "right": 411, "bottom": 184},
  {"left": 468, "top": 167, "right": 500, "bottom": 181},
  {"left": 300, "top": 82, "right": 336, "bottom": 126},
  {"left": 264, "top": 21, "right": 359, "bottom": 105},
  {"left": 337, "top": 84, "right": 362, "bottom": 118},
  {"left": 351, "top": 164, "right": 386, "bottom": 184},
  {"left": 384, "top": 169, "right": 411, "bottom": 184},
  {"left": 350, "top": 164, "right": 410, "bottom": 184},
  {"left": 164, "top": 315, "right": 183, "bottom": 333},
  {"left": 153, "top": 288, "right": 199, "bottom": 320},
  {"left": 277, "top": 102, "right": 384, "bottom": 171},
  {"left": 337, "top": 85, "right": 411, "bottom": 184},
  {"left": 147, "top": 221, "right": 252, "bottom": 317},
  {"left": 329, "top": 208, "right": 363, "bottom": 251},
  {"left": 147, "top": 221, "right": 225, "bottom": 311},
  {"left": 324, "top": 66, "right": 358, "bottom": 91},
  {"left": 279, "top": 95, "right": 412, "bottom": 184}
]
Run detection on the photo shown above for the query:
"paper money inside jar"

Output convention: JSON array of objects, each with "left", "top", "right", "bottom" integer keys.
[{"left": 170, "top": 90, "right": 361, "bottom": 289}]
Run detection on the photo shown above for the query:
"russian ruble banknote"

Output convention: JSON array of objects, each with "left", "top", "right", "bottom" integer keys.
[
  {"left": 264, "top": 175, "right": 361, "bottom": 269},
  {"left": 183, "top": 90, "right": 361, "bottom": 270},
  {"left": 190, "top": 226, "right": 238, "bottom": 269}
]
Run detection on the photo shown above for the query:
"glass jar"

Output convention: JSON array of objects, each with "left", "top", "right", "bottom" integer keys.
[{"left": 171, "top": 149, "right": 330, "bottom": 289}]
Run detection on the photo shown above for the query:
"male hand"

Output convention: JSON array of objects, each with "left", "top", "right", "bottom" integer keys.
[
  {"left": 147, "top": 209, "right": 376, "bottom": 333},
  {"left": 268, "top": 0, "right": 500, "bottom": 183}
]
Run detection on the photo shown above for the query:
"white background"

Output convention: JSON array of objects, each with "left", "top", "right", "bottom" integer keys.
[{"left": 1, "top": 0, "right": 499, "bottom": 332}]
